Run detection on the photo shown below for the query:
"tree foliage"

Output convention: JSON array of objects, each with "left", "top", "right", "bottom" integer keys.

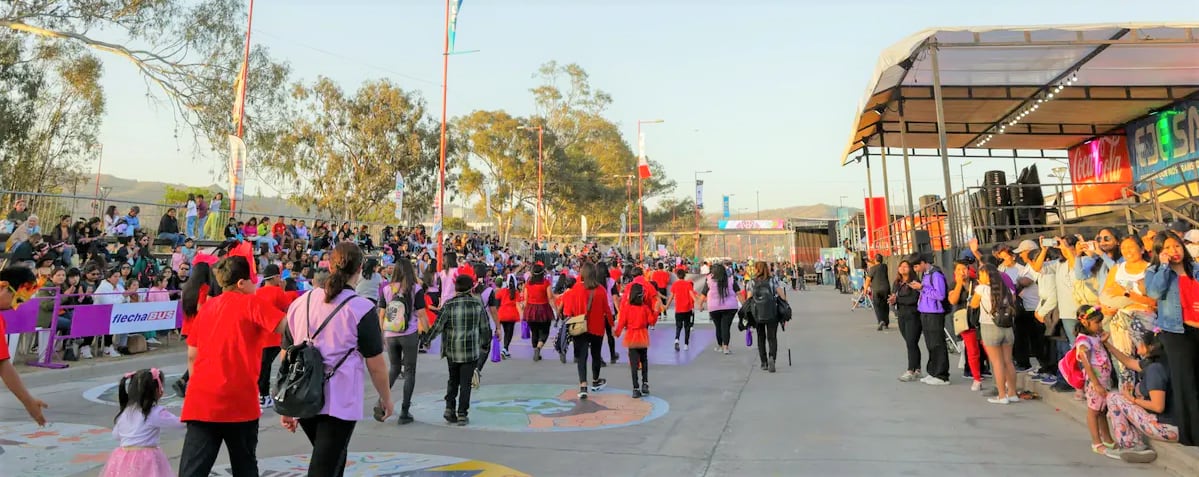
[
  {"left": 163, "top": 185, "right": 215, "bottom": 206},
  {"left": 266, "top": 77, "right": 445, "bottom": 224}
]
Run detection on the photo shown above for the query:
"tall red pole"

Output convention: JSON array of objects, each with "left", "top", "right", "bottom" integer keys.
[
  {"left": 436, "top": 0, "right": 451, "bottom": 269},
  {"left": 230, "top": 0, "right": 255, "bottom": 218},
  {"left": 537, "top": 127, "right": 543, "bottom": 241}
]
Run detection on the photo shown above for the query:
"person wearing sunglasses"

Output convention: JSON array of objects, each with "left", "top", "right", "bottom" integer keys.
[
  {"left": 0, "top": 267, "right": 49, "bottom": 425},
  {"left": 1075, "top": 228, "right": 1124, "bottom": 306}
]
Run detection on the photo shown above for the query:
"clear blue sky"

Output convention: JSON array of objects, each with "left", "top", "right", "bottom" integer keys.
[{"left": 94, "top": 0, "right": 1190, "bottom": 214}]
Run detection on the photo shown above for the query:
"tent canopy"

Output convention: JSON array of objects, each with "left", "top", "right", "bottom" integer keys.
[{"left": 841, "top": 23, "right": 1199, "bottom": 165}]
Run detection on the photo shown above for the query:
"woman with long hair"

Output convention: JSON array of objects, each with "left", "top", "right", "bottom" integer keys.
[
  {"left": 971, "top": 264, "right": 1018, "bottom": 404},
  {"left": 523, "top": 263, "right": 555, "bottom": 361},
  {"left": 495, "top": 273, "right": 524, "bottom": 359},
  {"left": 381, "top": 258, "right": 426, "bottom": 425},
  {"left": 1103, "top": 235, "right": 1158, "bottom": 388},
  {"left": 174, "top": 261, "right": 220, "bottom": 397},
  {"left": 892, "top": 260, "right": 923, "bottom": 381},
  {"left": 563, "top": 263, "right": 613, "bottom": 398},
  {"left": 595, "top": 261, "right": 620, "bottom": 363},
  {"left": 103, "top": 205, "right": 118, "bottom": 234},
  {"left": 279, "top": 243, "right": 392, "bottom": 476},
  {"left": 203, "top": 192, "right": 225, "bottom": 240},
  {"left": 747, "top": 262, "right": 786, "bottom": 372},
  {"left": 1146, "top": 230, "right": 1199, "bottom": 446},
  {"left": 701, "top": 263, "right": 742, "bottom": 355},
  {"left": 356, "top": 258, "right": 383, "bottom": 304}
]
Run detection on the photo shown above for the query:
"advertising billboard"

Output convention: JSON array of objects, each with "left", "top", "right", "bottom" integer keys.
[
  {"left": 1126, "top": 100, "right": 1199, "bottom": 192},
  {"left": 1068, "top": 136, "right": 1133, "bottom": 205}
]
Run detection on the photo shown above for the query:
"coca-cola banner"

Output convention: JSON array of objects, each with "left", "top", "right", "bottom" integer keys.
[{"left": 1068, "top": 136, "right": 1133, "bottom": 205}]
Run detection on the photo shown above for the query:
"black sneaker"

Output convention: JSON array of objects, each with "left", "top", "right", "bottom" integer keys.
[
  {"left": 456, "top": 415, "right": 469, "bottom": 426},
  {"left": 443, "top": 410, "right": 457, "bottom": 424},
  {"left": 590, "top": 378, "right": 607, "bottom": 392},
  {"left": 611, "top": 352, "right": 620, "bottom": 363},
  {"left": 578, "top": 386, "right": 588, "bottom": 400},
  {"left": 760, "top": 362, "right": 768, "bottom": 370},
  {"left": 768, "top": 359, "right": 777, "bottom": 373},
  {"left": 399, "top": 411, "right": 414, "bottom": 425},
  {"left": 641, "top": 382, "right": 649, "bottom": 395},
  {"left": 632, "top": 389, "right": 643, "bottom": 399},
  {"left": 172, "top": 378, "right": 187, "bottom": 398},
  {"left": 534, "top": 347, "right": 542, "bottom": 362},
  {"left": 599, "top": 360, "right": 607, "bottom": 368}
]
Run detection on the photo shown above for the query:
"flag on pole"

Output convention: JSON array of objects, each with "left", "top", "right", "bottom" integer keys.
[
  {"left": 231, "top": 60, "right": 248, "bottom": 132},
  {"left": 637, "top": 131, "right": 652, "bottom": 179},
  {"left": 448, "top": 0, "right": 465, "bottom": 53},
  {"left": 227, "top": 135, "right": 247, "bottom": 204}
]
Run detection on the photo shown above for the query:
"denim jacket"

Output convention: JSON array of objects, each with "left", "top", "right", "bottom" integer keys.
[{"left": 1144, "top": 263, "right": 1199, "bottom": 334}]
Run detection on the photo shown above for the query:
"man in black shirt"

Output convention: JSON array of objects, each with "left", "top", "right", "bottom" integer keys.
[{"left": 864, "top": 254, "right": 891, "bottom": 330}]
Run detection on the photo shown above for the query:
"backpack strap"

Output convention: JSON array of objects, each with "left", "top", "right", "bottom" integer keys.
[{"left": 307, "top": 292, "right": 354, "bottom": 341}]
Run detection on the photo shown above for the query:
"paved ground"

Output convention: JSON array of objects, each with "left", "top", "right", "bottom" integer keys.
[{"left": 0, "top": 286, "right": 1172, "bottom": 476}]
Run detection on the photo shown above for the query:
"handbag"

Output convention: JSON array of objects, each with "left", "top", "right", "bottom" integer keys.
[
  {"left": 565, "top": 288, "right": 595, "bottom": 337},
  {"left": 952, "top": 308, "right": 969, "bottom": 336}
]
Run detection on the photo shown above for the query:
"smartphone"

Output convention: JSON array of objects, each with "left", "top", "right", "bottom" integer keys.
[
  {"left": 1041, "top": 238, "right": 1058, "bottom": 248},
  {"left": 1084, "top": 241, "right": 1098, "bottom": 251}
]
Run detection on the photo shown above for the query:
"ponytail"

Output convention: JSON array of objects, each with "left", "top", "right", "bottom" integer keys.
[
  {"left": 324, "top": 242, "right": 364, "bottom": 303},
  {"left": 114, "top": 375, "right": 130, "bottom": 423}
]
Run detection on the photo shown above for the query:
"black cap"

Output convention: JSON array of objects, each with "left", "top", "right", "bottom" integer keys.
[{"left": 262, "top": 264, "right": 281, "bottom": 279}]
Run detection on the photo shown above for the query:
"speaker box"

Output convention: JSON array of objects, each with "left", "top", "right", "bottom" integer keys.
[{"left": 914, "top": 230, "right": 932, "bottom": 254}]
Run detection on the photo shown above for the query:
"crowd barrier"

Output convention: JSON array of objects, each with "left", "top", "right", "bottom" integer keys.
[{"left": 4, "top": 289, "right": 182, "bottom": 369}]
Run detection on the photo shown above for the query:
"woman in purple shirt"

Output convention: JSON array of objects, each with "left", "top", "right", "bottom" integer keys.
[{"left": 700, "top": 263, "right": 743, "bottom": 355}]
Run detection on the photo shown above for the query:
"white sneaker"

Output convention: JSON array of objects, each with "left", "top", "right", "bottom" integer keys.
[
  {"left": 924, "top": 377, "right": 950, "bottom": 386},
  {"left": 899, "top": 371, "right": 919, "bottom": 382},
  {"left": 79, "top": 345, "right": 93, "bottom": 359},
  {"left": 1007, "top": 396, "right": 1020, "bottom": 403},
  {"left": 987, "top": 397, "right": 1010, "bottom": 404},
  {"left": 682, "top": 344, "right": 689, "bottom": 351},
  {"left": 259, "top": 395, "right": 274, "bottom": 409},
  {"left": 146, "top": 337, "right": 162, "bottom": 345},
  {"left": 971, "top": 380, "right": 982, "bottom": 391},
  {"left": 103, "top": 346, "right": 121, "bottom": 358}
]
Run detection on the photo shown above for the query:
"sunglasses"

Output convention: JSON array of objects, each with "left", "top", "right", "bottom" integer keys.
[{"left": 1097, "top": 235, "right": 1115, "bottom": 242}]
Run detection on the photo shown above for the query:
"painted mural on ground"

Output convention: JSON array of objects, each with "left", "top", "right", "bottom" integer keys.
[
  {"left": 0, "top": 421, "right": 115, "bottom": 476},
  {"left": 209, "top": 452, "right": 530, "bottom": 476},
  {"left": 408, "top": 383, "right": 669, "bottom": 432}
]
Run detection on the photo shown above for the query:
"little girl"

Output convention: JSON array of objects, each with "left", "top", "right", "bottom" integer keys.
[
  {"left": 615, "top": 291, "right": 658, "bottom": 398},
  {"left": 100, "top": 368, "right": 183, "bottom": 477},
  {"left": 1075, "top": 305, "right": 1118, "bottom": 458}
]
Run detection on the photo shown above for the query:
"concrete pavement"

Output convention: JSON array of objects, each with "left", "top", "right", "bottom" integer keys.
[{"left": 0, "top": 286, "right": 1175, "bottom": 476}]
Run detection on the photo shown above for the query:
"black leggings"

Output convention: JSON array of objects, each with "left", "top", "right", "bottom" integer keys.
[
  {"left": 897, "top": 308, "right": 922, "bottom": 372},
  {"left": 529, "top": 322, "right": 551, "bottom": 348},
  {"left": 501, "top": 322, "right": 515, "bottom": 350},
  {"left": 298, "top": 414, "right": 357, "bottom": 477},
  {"left": 755, "top": 321, "right": 778, "bottom": 363},
  {"left": 871, "top": 291, "right": 890, "bottom": 326},
  {"left": 574, "top": 333, "right": 603, "bottom": 384},
  {"left": 628, "top": 348, "right": 648, "bottom": 386},
  {"left": 1160, "top": 327, "right": 1199, "bottom": 446},
  {"left": 259, "top": 346, "right": 280, "bottom": 397},
  {"left": 675, "top": 311, "right": 694, "bottom": 344},
  {"left": 386, "top": 334, "right": 418, "bottom": 410},
  {"left": 710, "top": 309, "right": 737, "bottom": 347},
  {"left": 604, "top": 318, "right": 618, "bottom": 360}
]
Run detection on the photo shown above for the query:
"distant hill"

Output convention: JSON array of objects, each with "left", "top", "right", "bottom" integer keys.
[{"left": 95, "top": 174, "right": 305, "bottom": 217}]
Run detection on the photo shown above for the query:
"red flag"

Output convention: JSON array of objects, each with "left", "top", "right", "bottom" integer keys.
[{"left": 637, "top": 131, "right": 652, "bottom": 178}]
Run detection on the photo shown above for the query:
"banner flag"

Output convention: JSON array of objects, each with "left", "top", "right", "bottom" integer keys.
[
  {"left": 448, "top": 0, "right": 465, "bottom": 53},
  {"left": 227, "top": 135, "right": 246, "bottom": 203}
]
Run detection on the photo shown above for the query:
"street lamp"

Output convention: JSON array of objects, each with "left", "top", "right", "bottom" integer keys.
[
  {"left": 636, "top": 118, "right": 664, "bottom": 261},
  {"left": 959, "top": 160, "right": 973, "bottom": 190},
  {"left": 517, "top": 125, "right": 544, "bottom": 241},
  {"left": 612, "top": 174, "right": 634, "bottom": 248},
  {"left": 694, "top": 170, "right": 712, "bottom": 262}
]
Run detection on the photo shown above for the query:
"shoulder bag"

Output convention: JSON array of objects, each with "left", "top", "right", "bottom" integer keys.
[{"left": 565, "top": 288, "right": 595, "bottom": 337}]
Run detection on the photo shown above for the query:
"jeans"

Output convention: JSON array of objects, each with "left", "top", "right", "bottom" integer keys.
[
  {"left": 259, "top": 346, "right": 280, "bottom": 397},
  {"left": 179, "top": 420, "right": 259, "bottom": 477},
  {"left": 197, "top": 215, "right": 208, "bottom": 239},
  {"left": 386, "top": 334, "right": 419, "bottom": 410},
  {"left": 710, "top": 309, "right": 737, "bottom": 347},
  {"left": 921, "top": 312, "right": 949, "bottom": 380},
  {"left": 871, "top": 291, "right": 890, "bottom": 326},
  {"left": 298, "top": 414, "right": 357, "bottom": 477},
  {"left": 445, "top": 360, "right": 473, "bottom": 415},
  {"left": 574, "top": 333, "right": 603, "bottom": 384},
  {"left": 628, "top": 347, "right": 649, "bottom": 386},
  {"left": 675, "top": 311, "right": 694, "bottom": 344},
  {"left": 254, "top": 235, "right": 278, "bottom": 251},
  {"left": 755, "top": 321, "right": 779, "bottom": 364},
  {"left": 897, "top": 308, "right": 922, "bottom": 372},
  {"left": 186, "top": 216, "right": 197, "bottom": 238},
  {"left": 58, "top": 245, "right": 75, "bottom": 267},
  {"left": 157, "top": 232, "right": 185, "bottom": 247}
]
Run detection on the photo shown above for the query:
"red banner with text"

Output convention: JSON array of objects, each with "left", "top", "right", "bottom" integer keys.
[
  {"left": 864, "top": 197, "right": 889, "bottom": 256},
  {"left": 1069, "top": 136, "right": 1133, "bottom": 206}
]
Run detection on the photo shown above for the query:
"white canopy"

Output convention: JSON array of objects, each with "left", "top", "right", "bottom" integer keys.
[{"left": 841, "top": 23, "right": 1199, "bottom": 165}]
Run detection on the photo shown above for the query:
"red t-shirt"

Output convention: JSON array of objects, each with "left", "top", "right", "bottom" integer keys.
[
  {"left": 526, "top": 282, "right": 551, "bottom": 305},
  {"left": 670, "top": 280, "right": 696, "bottom": 312},
  {"left": 1179, "top": 275, "right": 1199, "bottom": 326},
  {"left": 621, "top": 277, "right": 659, "bottom": 312},
  {"left": 182, "top": 291, "right": 284, "bottom": 423},
  {"left": 272, "top": 222, "right": 286, "bottom": 237},
  {"left": 458, "top": 265, "right": 477, "bottom": 281},
  {"left": 651, "top": 270, "right": 670, "bottom": 290},
  {"left": 255, "top": 285, "right": 298, "bottom": 348},
  {"left": 0, "top": 312, "right": 9, "bottom": 362},
  {"left": 609, "top": 268, "right": 621, "bottom": 282},
  {"left": 497, "top": 288, "right": 523, "bottom": 322}
]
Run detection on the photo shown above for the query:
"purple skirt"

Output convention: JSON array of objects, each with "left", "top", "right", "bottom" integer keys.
[{"left": 524, "top": 303, "right": 555, "bottom": 323}]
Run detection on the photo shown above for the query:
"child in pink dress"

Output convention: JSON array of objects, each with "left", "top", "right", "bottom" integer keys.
[
  {"left": 1074, "top": 305, "right": 1117, "bottom": 458},
  {"left": 100, "top": 368, "right": 183, "bottom": 477}
]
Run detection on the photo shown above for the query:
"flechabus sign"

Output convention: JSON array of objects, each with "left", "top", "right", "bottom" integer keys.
[
  {"left": 718, "top": 219, "right": 785, "bottom": 230},
  {"left": 1068, "top": 136, "right": 1132, "bottom": 205},
  {"left": 108, "top": 301, "right": 181, "bottom": 335},
  {"left": 1125, "top": 99, "right": 1199, "bottom": 192}
]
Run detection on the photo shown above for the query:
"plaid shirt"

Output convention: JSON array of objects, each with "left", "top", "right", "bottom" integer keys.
[{"left": 424, "top": 292, "right": 490, "bottom": 363}]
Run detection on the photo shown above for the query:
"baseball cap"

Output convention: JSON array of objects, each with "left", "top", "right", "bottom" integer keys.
[
  {"left": 261, "top": 264, "right": 281, "bottom": 279},
  {"left": 1185, "top": 230, "right": 1199, "bottom": 244},
  {"left": 1012, "top": 240, "right": 1039, "bottom": 254}
]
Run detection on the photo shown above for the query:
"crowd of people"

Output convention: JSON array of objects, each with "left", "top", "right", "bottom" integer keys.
[{"left": 872, "top": 227, "right": 1199, "bottom": 464}]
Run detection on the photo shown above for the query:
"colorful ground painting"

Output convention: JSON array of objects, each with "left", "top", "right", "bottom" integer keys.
[
  {"left": 210, "top": 452, "right": 530, "bottom": 476},
  {"left": 408, "top": 383, "right": 669, "bottom": 432}
]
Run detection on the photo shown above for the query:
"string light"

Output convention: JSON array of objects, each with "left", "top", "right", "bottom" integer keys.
[{"left": 976, "top": 69, "right": 1081, "bottom": 148}]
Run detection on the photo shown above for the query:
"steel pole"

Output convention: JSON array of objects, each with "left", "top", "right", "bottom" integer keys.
[
  {"left": 435, "top": 0, "right": 451, "bottom": 268},
  {"left": 930, "top": 42, "right": 960, "bottom": 249}
]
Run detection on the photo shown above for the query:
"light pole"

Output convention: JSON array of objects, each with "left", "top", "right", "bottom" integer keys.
[
  {"left": 694, "top": 170, "right": 712, "bottom": 262},
  {"left": 518, "top": 125, "right": 544, "bottom": 241},
  {"left": 959, "top": 160, "right": 973, "bottom": 190},
  {"left": 756, "top": 190, "right": 760, "bottom": 219},
  {"left": 637, "top": 118, "right": 664, "bottom": 261},
  {"left": 612, "top": 174, "right": 634, "bottom": 249}
]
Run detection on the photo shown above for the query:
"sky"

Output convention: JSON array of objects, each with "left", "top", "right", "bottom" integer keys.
[{"left": 92, "top": 0, "right": 1192, "bottom": 216}]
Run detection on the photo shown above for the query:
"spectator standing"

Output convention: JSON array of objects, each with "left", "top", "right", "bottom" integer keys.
[
  {"left": 909, "top": 253, "right": 950, "bottom": 385},
  {"left": 893, "top": 260, "right": 923, "bottom": 382},
  {"left": 1145, "top": 231, "right": 1199, "bottom": 446},
  {"left": 203, "top": 192, "right": 224, "bottom": 240},
  {"left": 865, "top": 254, "right": 891, "bottom": 330},
  {"left": 185, "top": 193, "right": 199, "bottom": 239}
]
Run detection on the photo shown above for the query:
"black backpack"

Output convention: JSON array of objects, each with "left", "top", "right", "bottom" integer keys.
[
  {"left": 991, "top": 290, "right": 1017, "bottom": 328},
  {"left": 628, "top": 283, "right": 646, "bottom": 306},
  {"left": 751, "top": 279, "right": 780, "bottom": 324},
  {"left": 273, "top": 293, "right": 356, "bottom": 419}
]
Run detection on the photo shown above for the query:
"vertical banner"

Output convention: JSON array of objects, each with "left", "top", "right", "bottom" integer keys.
[
  {"left": 393, "top": 171, "right": 405, "bottom": 221},
  {"left": 619, "top": 213, "right": 627, "bottom": 247},
  {"left": 722, "top": 195, "right": 730, "bottom": 218},
  {"left": 581, "top": 215, "right": 588, "bottom": 242},
  {"left": 448, "top": 0, "right": 465, "bottom": 52},
  {"left": 1068, "top": 136, "right": 1132, "bottom": 205},
  {"left": 863, "top": 197, "right": 889, "bottom": 256},
  {"left": 695, "top": 180, "right": 704, "bottom": 210},
  {"left": 226, "top": 135, "right": 246, "bottom": 205},
  {"left": 432, "top": 193, "right": 443, "bottom": 237}
]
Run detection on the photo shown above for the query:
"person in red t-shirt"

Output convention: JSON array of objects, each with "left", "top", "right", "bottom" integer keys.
[
  {"left": 651, "top": 263, "right": 671, "bottom": 311},
  {"left": 614, "top": 275, "right": 658, "bottom": 398},
  {"left": 667, "top": 268, "right": 702, "bottom": 351},
  {"left": 179, "top": 256, "right": 285, "bottom": 477},
  {"left": 0, "top": 267, "right": 48, "bottom": 426},
  {"left": 271, "top": 216, "right": 287, "bottom": 244},
  {"left": 254, "top": 264, "right": 298, "bottom": 407}
]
